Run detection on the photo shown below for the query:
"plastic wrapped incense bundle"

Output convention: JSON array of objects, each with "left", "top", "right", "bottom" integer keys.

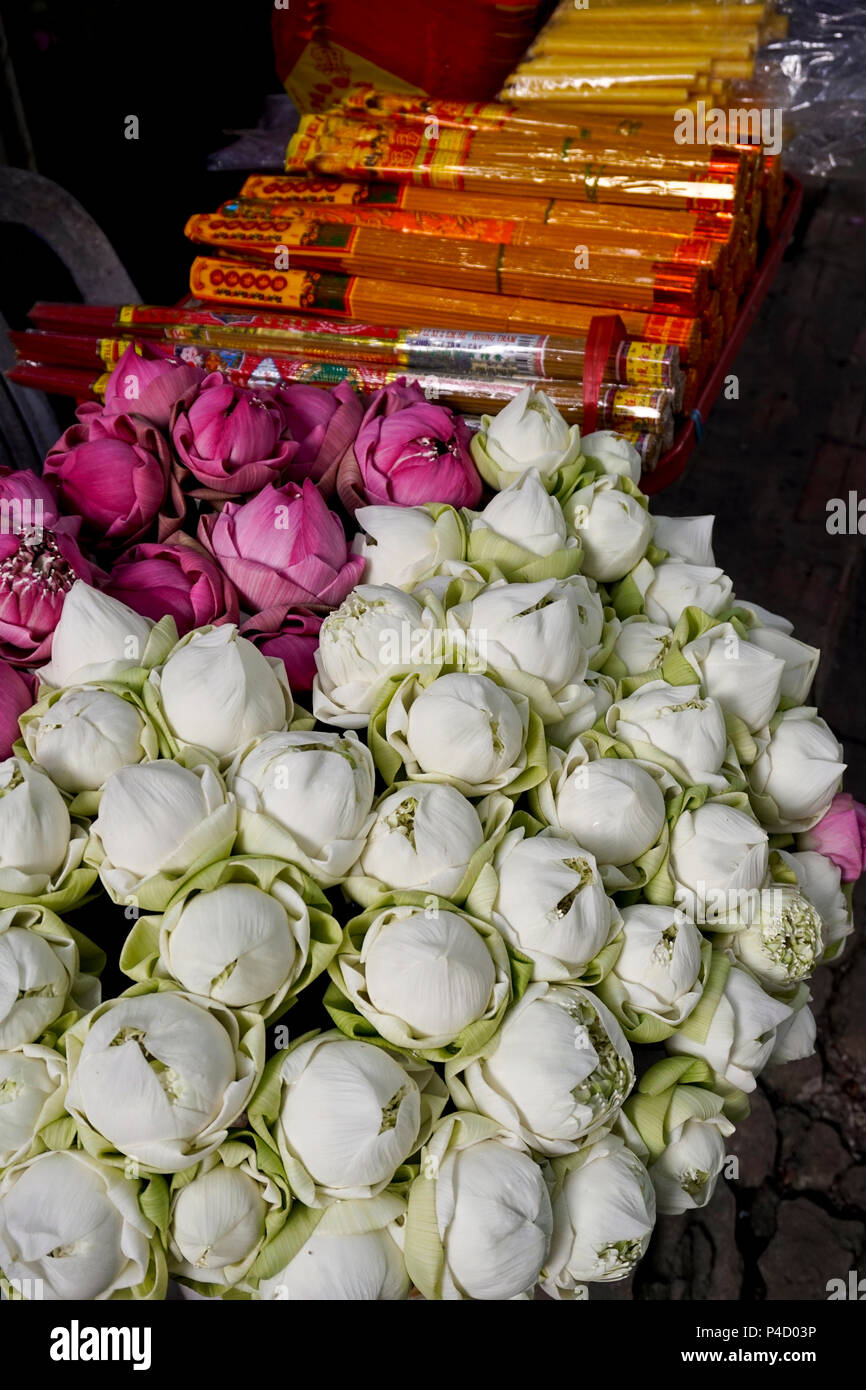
[
  {"left": 214, "top": 200, "right": 729, "bottom": 287},
  {"left": 337, "top": 91, "right": 768, "bottom": 195},
  {"left": 161, "top": 346, "right": 675, "bottom": 442},
  {"left": 286, "top": 117, "right": 746, "bottom": 213},
  {"left": 188, "top": 255, "right": 705, "bottom": 362},
  {"left": 324, "top": 97, "right": 757, "bottom": 187},
  {"left": 24, "top": 304, "right": 684, "bottom": 390},
  {"left": 242, "top": 174, "right": 742, "bottom": 238},
  {"left": 185, "top": 216, "right": 712, "bottom": 317},
  {"left": 240, "top": 177, "right": 742, "bottom": 282}
]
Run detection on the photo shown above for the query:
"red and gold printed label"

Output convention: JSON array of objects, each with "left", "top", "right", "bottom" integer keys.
[
  {"left": 186, "top": 214, "right": 360, "bottom": 256},
  {"left": 213, "top": 204, "right": 518, "bottom": 246},
  {"left": 96, "top": 336, "right": 134, "bottom": 366},
  {"left": 619, "top": 340, "right": 676, "bottom": 387},
  {"left": 190, "top": 258, "right": 356, "bottom": 316},
  {"left": 601, "top": 385, "right": 670, "bottom": 429},
  {"left": 342, "top": 87, "right": 512, "bottom": 131},
  {"left": 242, "top": 175, "right": 405, "bottom": 207}
]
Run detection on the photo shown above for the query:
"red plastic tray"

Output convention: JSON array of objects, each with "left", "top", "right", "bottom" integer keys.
[{"left": 642, "top": 176, "right": 804, "bottom": 495}]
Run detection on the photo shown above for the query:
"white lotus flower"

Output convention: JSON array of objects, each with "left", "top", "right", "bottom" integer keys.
[
  {"left": 610, "top": 616, "right": 674, "bottom": 675},
  {"left": 169, "top": 1163, "right": 269, "bottom": 1288},
  {"left": 473, "top": 385, "right": 581, "bottom": 485},
  {"left": 606, "top": 679, "right": 729, "bottom": 789},
  {"left": 669, "top": 801, "right": 769, "bottom": 922},
  {"left": 712, "top": 883, "right": 823, "bottom": 991},
  {"left": 749, "top": 708, "right": 845, "bottom": 832},
  {"left": 0, "top": 758, "right": 84, "bottom": 898},
  {"left": 40, "top": 581, "right": 155, "bottom": 688},
  {"left": 775, "top": 848, "right": 852, "bottom": 957},
  {"left": 643, "top": 561, "right": 734, "bottom": 627},
  {"left": 579, "top": 430, "right": 641, "bottom": 483},
  {"left": 0, "top": 1044, "right": 67, "bottom": 1168},
  {"left": 89, "top": 759, "right": 236, "bottom": 910},
  {"left": 652, "top": 514, "right": 715, "bottom": 566},
  {"left": 0, "top": 1150, "right": 155, "bottom": 1300},
  {"left": 23, "top": 687, "right": 155, "bottom": 794},
  {"left": 159, "top": 880, "right": 310, "bottom": 1012},
  {"left": 228, "top": 730, "right": 375, "bottom": 885},
  {"left": 538, "top": 744, "right": 667, "bottom": 869},
  {"left": 747, "top": 626, "right": 819, "bottom": 705},
  {"left": 153, "top": 625, "right": 292, "bottom": 763},
  {"left": 470, "top": 469, "right": 572, "bottom": 557},
  {"left": 258, "top": 1198, "right": 409, "bottom": 1301},
  {"left": 485, "top": 829, "right": 621, "bottom": 981},
  {"left": 564, "top": 478, "right": 651, "bottom": 582},
  {"left": 681, "top": 623, "right": 785, "bottom": 732},
  {"left": 451, "top": 983, "right": 633, "bottom": 1155},
  {"left": 769, "top": 997, "right": 817, "bottom": 1064},
  {"left": 386, "top": 672, "right": 530, "bottom": 795},
  {"left": 610, "top": 903, "right": 705, "bottom": 1026},
  {"left": 355, "top": 783, "right": 484, "bottom": 898},
  {"left": 351, "top": 505, "right": 464, "bottom": 589},
  {"left": 448, "top": 578, "right": 588, "bottom": 713},
  {"left": 405, "top": 1115, "right": 553, "bottom": 1300},
  {"left": 313, "top": 586, "right": 435, "bottom": 728},
  {"left": 667, "top": 962, "right": 792, "bottom": 1092},
  {"left": 648, "top": 1112, "right": 734, "bottom": 1215},
  {"left": 0, "top": 911, "right": 84, "bottom": 1049},
  {"left": 333, "top": 903, "right": 509, "bottom": 1052},
  {"left": 541, "top": 1135, "right": 655, "bottom": 1293},
  {"left": 273, "top": 1033, "right": 431, "bottom": 1203},
  {"left": 65, "top": 990, "right": 261, "bottom": 1172}
]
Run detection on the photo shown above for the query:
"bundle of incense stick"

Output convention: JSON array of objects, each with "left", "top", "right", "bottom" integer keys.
[
  {"left": 187, "top": 255, "right": 706, "bottom": 363},
  {"left": 7, "top": 339, "right": 671, "bottom": 456},
  {"left": 24, "top": 304, "right": 684, "bottom": 391},
  {"left": 185, "top": 214, "right": 712, "bottom": 317},
  {"left": 285, "top": 113, "right": 746, "bottom": 213},
  {"left": 239, "top": 176, "right": 750, "bottom": 286},
  {"left": 501, "top": 0, "right": 785, "bottom": 108},
  {"left": 336, "top": 87, "right": 777, "bottom": 226},
  {"left": 206, "top": 201, "right": 728, "bottom": 286}
]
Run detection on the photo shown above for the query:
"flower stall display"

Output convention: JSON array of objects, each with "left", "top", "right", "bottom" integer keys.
[{"left": 0, "top": 354, "right": 862, "bottom": 1304}]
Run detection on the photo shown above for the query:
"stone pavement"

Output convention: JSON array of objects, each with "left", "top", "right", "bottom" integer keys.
[{"left": 599, "top": 178, "right": 866, "bottom": 1302}]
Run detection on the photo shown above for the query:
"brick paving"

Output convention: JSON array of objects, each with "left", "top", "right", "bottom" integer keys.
[{"left": 599, "top": 179, "right": 866, "bottom": 1302}]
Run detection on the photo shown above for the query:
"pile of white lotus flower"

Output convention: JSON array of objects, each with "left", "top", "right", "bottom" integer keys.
[{"left": 0, "top": 388, "right": 856, "bottom": 1303}]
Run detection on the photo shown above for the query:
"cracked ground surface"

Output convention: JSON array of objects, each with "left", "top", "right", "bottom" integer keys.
[{"left": 595, "top": 177, "right": 866, "bottom": 1303}]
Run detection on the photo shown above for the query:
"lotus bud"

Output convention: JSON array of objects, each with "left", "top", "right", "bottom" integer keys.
[
  {"left": 541, "top": 1134, "right": 655, "bottom": 1294},
  {"left": 449, "top": 982, "right": 634, "bottom": 1155}
]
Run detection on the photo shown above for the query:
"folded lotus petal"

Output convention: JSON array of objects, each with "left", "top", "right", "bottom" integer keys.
[
  {"left": 104, "top": 345, "right": 206, "bottom": 429},
  {"left": 106, "top": 540, "right": 239, "bottom": 634},
  {"left": 0, "top": 661, "right": 36, "bottom": 757},
  {"left": 199, "top": 479, "right": 358, "bottom": 611},
  {"left": 274, "top": 381, "right": 364, "bottom": 494},
  {"left": 240, "top": 605, "right": 323, "bottom": 690},
  {"left": 0, "top": 523, "right": 102, "bottom": 668},
  {"left": 172, "top": 376, "right": 296, "bottom": 497}
]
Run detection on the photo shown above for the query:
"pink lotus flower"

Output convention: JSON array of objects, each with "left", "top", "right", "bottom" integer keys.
[
  {"left": 103, "top": 344, "right": 205, "bottom": 430},
  {"left": 45, "top": 408, "right": 180, "bottom": 546},
  {"left": 198, "top": 478, "right": 364, "bottom": 611},
  {"left": 0, "top": 467, "right": 102, "bottom": 667},
  {"left": 338, "top": 378, "right": 482, "bottom": 514},
  {"left": 172, "top": 375, "right": 297, "bottom": 498},
  {"left": 271, "top": 381, "right": 363, "bottom": 495},
  {"left": 240, "top": 605, "right": 323, "bottom": 691},
  {"left": 799, "top": 792, "right": 866, "bottom": 882},
  {"left": 0, "top": 660, "right": 37, "bottom": 757},
  {"left": 105, "top": 538, "right": 239, "bottom": 636}
]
